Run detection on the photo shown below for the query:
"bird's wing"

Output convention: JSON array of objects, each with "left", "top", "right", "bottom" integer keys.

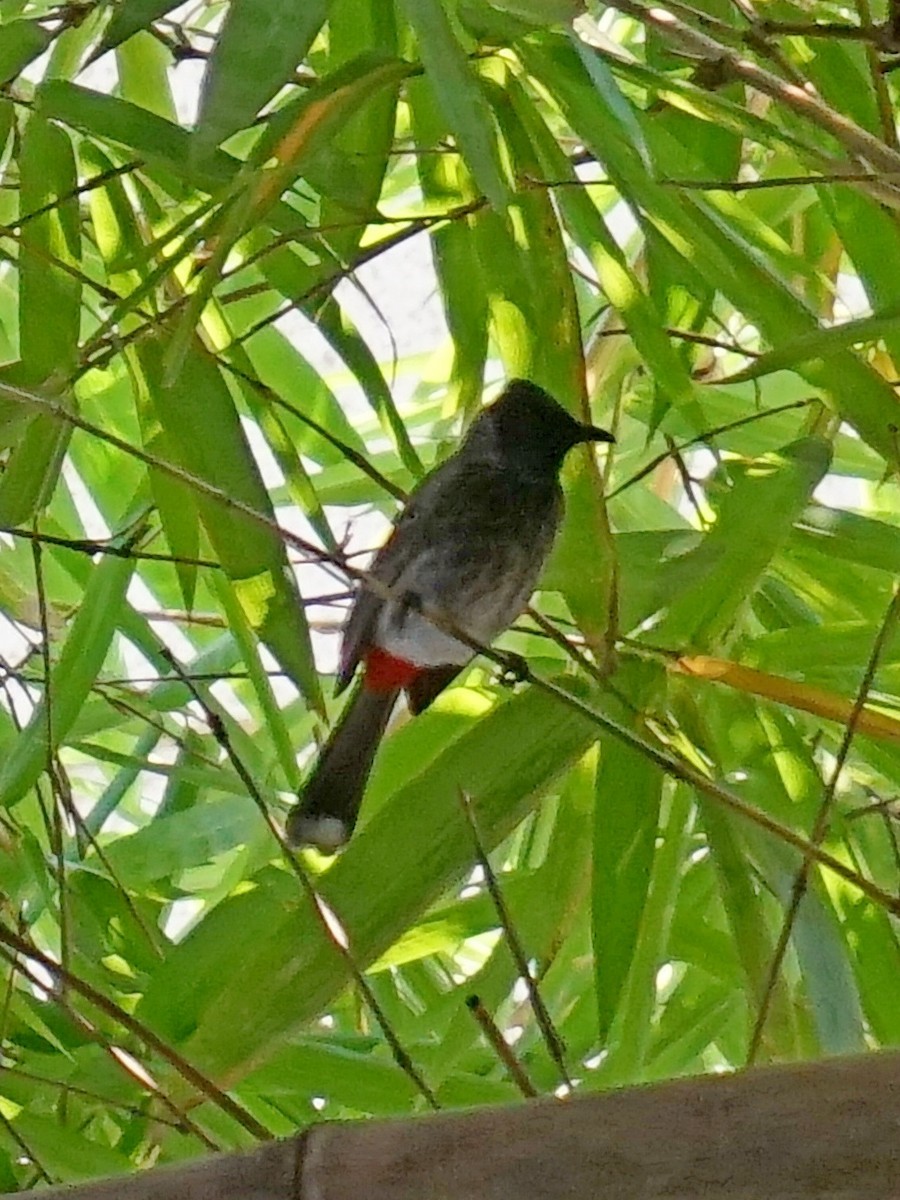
[
  {"left": 335, "top": 586, "right": 380, "bottom": 695},
  {"left": 334, "top": 473, "right": 447, "bottom": 694}
]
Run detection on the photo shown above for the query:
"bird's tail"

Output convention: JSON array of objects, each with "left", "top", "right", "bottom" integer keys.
[{"left": 286, "top": 682, "right": 399, "bottom": 853}]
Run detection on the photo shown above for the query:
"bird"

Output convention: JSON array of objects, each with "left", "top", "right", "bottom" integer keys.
[{"left": 286, "top": 379, "right": 614, "bottom": 852}]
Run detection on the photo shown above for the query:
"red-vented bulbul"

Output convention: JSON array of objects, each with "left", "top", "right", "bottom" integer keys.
[{"left": 286, "top": 379, "right": 614, "bottom": 852}]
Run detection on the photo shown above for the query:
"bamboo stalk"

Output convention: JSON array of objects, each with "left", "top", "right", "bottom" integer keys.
[{"left": 22, "top": 1051, "right": 900, "bottom": 1199}]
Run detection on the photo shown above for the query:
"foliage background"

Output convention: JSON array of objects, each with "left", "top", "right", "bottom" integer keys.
[{"left": 0, "top": 0, "right": 899, "bottom": 1189}]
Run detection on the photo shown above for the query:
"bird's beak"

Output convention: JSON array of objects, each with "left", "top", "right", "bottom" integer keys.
[{"left": 581, "top": 425, "right": 616, "bottom": 444}]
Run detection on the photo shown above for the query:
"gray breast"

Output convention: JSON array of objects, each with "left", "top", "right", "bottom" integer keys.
[{"left": 375, "top": 484, "right": 560, "bottom": 668}]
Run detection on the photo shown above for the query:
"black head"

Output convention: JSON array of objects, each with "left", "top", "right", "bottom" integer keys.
[{"left": 465, "top": 379, "right": 614, "bottom": 476}]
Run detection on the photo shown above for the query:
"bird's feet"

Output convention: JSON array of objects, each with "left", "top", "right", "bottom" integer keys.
[{"left": 497, "top": 652, "right": 529, "bottom": 688}]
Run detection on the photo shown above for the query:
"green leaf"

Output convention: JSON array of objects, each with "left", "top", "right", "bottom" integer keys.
[
  {"left": 700, "top": 799, "right": 800, "bottom": 1058},
  {"left": 314, "top": 297, "right": 422, "bottom": 477},
  {"left": 195, "top": 0, "right": 329, "bottom": 151},
  {"left": 593, "top": 736, "right": 663, "bottom": 1041},
  {"left": 840, "top": 898, "right": 900, "bottom": 1044},
  {"left": 100, "top": 796, "right": 264, "bottom": 888},
  {"left": 598, "top": 784, "right": 694, "bottom": 1085},
  {"left": 408, "top": 76, "right": 488, "bottom": 414},
  {"left": 570, "top": 33, "right": 650, "bottom": 170},
  {"left": 655, "top": 436, "right": 832, "bottom": 649},
  {"left": 311, "top": 0, "right": 399, "bottom": 266},
  {"left": 137, "top": 336, "right": 324, "bottom": 715},
  {"left": 98, "top": 0, "right": 187, "bottom": 55},
  {"left": 793, "top": 505, "right": 900, "bottom": 576},
  {"left": 10, "top": 1112, "right": 131, "bottom": 1181},
  {"left": 508, "top": 79, "right": 705, "bottom": 425},
  {"left": 0, "top": 406, "right": 72, "bottom": 526},
  {"left": 492, "top": 0, "right": 583, "bottom": 23},
  {"left": 398, "top": 0, "right": 509, "bottom": 208},
  {"left": 479, "top": 76, "right": 583, "bottom": 395},
  {"left": 0, "top": 547, "right": 134, "bottom": 809},
  {"left": 0, "top": 18, "right": 53, "bottom": 86},
  {"left": 241, "top": 1037, "right": 421, "bottom": 1115},
  {"left": 128, "top": 345, "right": 201, "bottom": 610},
  {"left": 0, "top": 112, "right": 81, "bottom": 524},
  {"left": 139, "top": 682, "right": 599, "bottom": 1076},
  {"left": 720, "top": 306, "right": 900, "bottom": 383},
  {"left": 37, "top": 80, "right": 240, "bottom": 193}
]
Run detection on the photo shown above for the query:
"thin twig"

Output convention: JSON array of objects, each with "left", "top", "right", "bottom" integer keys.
[
  {"left": 607, "top": 400, "right": 812, "bottom": 498},
  {"left": 0, "top": 161, "right": 141, "bottom": 234},
  {"left": 0, "top": 934, "right": 54, "bottom": 1191},
  {"left": 219, "top": 359, "right": 406, "bottom": 502},
  {"left": 519, "top": 612, "right": 642, "bottom": 720},
  {"left": 665, "top": 435, "right": 709, "bottom": 527},
  {"left": 0, "top": 524, "right": 221, "bottom": 569},
  {"left": 664, "top": 170, "right": 900, "bottom": 189},
  {"left": 460, "top": 791, "right": 572, "bottom": 1091},
  {"left": 160, "top": 649, "right": 441, "bottom": 1111},
  {"left": 465, "top": 995, "right": 538, "bottom": 1098},
  {"left": 0, "top": 1064, "right": 191, "bottom": 1127},
  {"left": 747, "top": 585, "right": 900, "bottom": 1064},
  {"left": 854, "top": 0, "right": 899, "bottom": 148},
  {"left": 66, "top": 798, "right": 166, "bottom": 959},
  {"left": 593, "top": 325, "right": 761, "bottom": 356},
  {"left": 0, "top": 925, "right": 272, "bottom": 1141},
  {"left": 616, "top": 1, "right": 900, "bottom": 184},
  {"left": 880, "top": 805, "right": 900, "bottom": 877},
  {"left": 0, "top": 945, "right": 220, "bottom": 1150},
  {"left": 31, "top": 539, "right": 70, "bottom": 991},
  {"left": 526, "top": 608, "right": 609, "bottom": 690},
  {"left": 758, "top": 17, "right": 895, "bottom": 44}
]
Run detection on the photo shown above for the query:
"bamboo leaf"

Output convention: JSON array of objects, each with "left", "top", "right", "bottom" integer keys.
[
  {"left": 720, "top": 307, "right": 900, "bottom": 384},
  {"left": 0, "top": 548, "right": 134, "bottom": 809},
  {"left": 398, "top": 0, "right": 510, "bottom": 208},
  {"left": 0, "top": 19, "right": 54, "bottom": 86},
  {"left": 137, "top": 336, "right": 324, "bottom": 715},
  {"left": 593, "top": 736, "right": 663, "bottom": 1041},
  {"left": 195, "top": 0, "right": 329, "bottom": 152},
  {"left": 654, "top": 436, "right": 832, "bottom": 648},
  {"left": 139, "top": 682, "right": 599, "bottom": 1076},
  {"left": 98, "top": 0, "right": 187, "bottom": 55}
]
